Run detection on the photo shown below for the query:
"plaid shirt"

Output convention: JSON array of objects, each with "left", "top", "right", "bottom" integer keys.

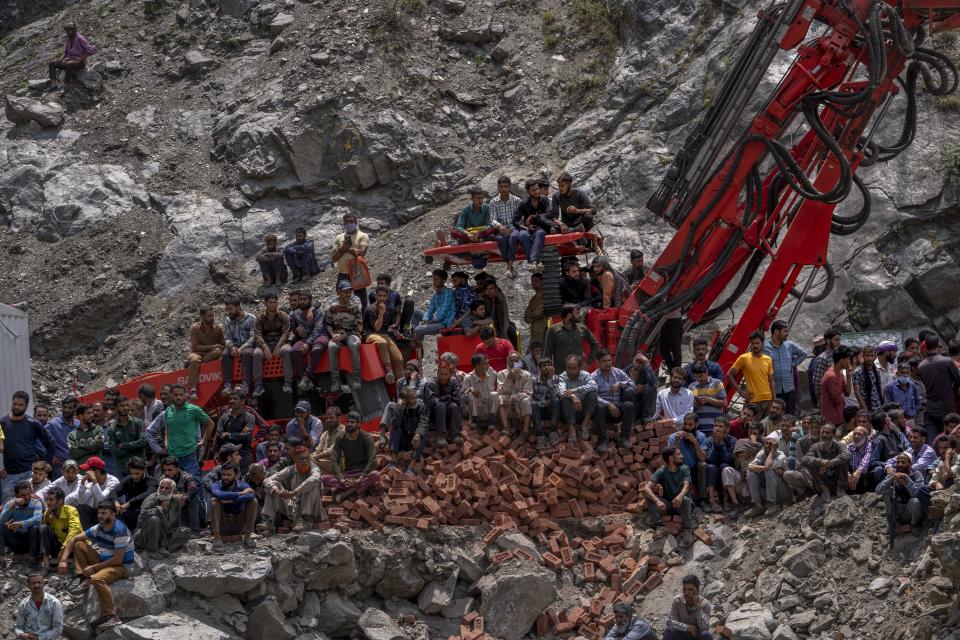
[
  {"left": 847, "top": 439, "right": 873, "bottom": 475},
  {"left": 488, "top": 194, "right": 522, "bottom": 228},
  {"left": 810, "top": 349, "right": 834, "bottom": 396},
  {"left": 532, "top": 375, "right": 559, "bottom": 405}
]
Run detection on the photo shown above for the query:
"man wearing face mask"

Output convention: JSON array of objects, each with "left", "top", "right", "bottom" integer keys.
[
  {"left": 883, "top": 362, "right": 922, "bottom": 421},
  {"left": 331, "top": 212, "right": 370, "bottom": 311},
  {"left": 262, "top": 448, "right": 325, "bottom": 533}
]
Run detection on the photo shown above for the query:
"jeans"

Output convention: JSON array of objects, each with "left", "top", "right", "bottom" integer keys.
[
  {"left": 496, "top": 230, "right": 519, "bottom": 263},
  {"left": 518, "top": 228, "right": 546, "bottom": 263},
  {"left": 253, "top": 343, "right": 293, "bottom": 384},
  {"left": 560, "top": 390, "right": 597, "bottom": 426},
  {"left": 328, "top": 334, "right": 362, "bottom": 383},
  {"left": 646, "top": 494, "right": 693, "bottom": 529},
  {"left": 0, "top": 469, "right": 32, "bottom": 504},
  {"left": 221, "top": 347, "right": 254, "bottom": 389},
  {"left": 431, "top": 401, "right": 461, "bottom": 439},
  {"left": 49, "top": 58, "right": 85, "bottom": 82},
  {"left": 531, "top": 398, "right": 560, "bottom": 434},
  {"left": 178, "top": 454, "right": 206, "bottom": 531},
  {"left": 1, "top": 526, "right": 37, "bottom": 556},
  {"left": 36, "top": 524, "right": 64, "bottom": 560},
  {"left": 593, "top": 388, "right": 636, "bottom": 442},
  {"left": 414, "top": 322, "right": 446, "bottom": 342}
]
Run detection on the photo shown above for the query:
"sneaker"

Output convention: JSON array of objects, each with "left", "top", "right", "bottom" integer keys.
[
  {"left": 211, "top": 542, "right": 227, "bottom": 555},
  {"left": 765, "top": 504, "right": 781, "bottom": 516},
  {"left": 619, "top": 438, "right": 631, "bottom": 449},
  {"left": 297, "top": 377, "right": 312, "bottom": 394},
  {"left": 744, "top": 505, "right": 765, "bottom": 518},
  {"left": 385, "top": 372, "right": 396, "bottom": 385},
  {"left": 256, "top": 520, "right": 275, "bottom": 536},
  {"left": 282, "top": 383, "right": 293, "bottom": 394},
  {"left": 596, "top": 441, "right": 608, "bottom": 453},
  {"left": 547, "top": 431, "right": 560, "bottom": 446},
  {"left": 453, "top": 435, "right": 464, "bottom": 445},
  {"left": 252, "top": 384, "right": 265, "bottom": 398},
  {"left": 437, "top": 436, "right": 449, "bottom": 448},
  {"left": 189, "top": 387, "right": 198, "bottom": 400}
]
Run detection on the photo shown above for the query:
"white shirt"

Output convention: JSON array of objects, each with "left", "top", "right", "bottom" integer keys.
[
  {"left": 751, "top": 448, "right": 788, "bottom": 470},
  {"left": 656, "top": 387, "right": 695, "bottom": 427},
  {"left": 75, "top": 474, "right": 120, "bottom": 508},
  {"left": 37, "top": 476, "right": 81, "bottom": 506}
]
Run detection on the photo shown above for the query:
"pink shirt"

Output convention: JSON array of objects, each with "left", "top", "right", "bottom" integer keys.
[{"left": 64, "top": 33, "right": 96, "bottom": 60}]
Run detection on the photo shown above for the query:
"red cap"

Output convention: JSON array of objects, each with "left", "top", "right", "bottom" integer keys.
[{"left": 79, "top": 456, "right": 106, "bottom": 471}]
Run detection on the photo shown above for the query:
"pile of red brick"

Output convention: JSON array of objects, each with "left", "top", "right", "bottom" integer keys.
[{"left": 320, "top": 419, "right": 679, "bottom": 535}]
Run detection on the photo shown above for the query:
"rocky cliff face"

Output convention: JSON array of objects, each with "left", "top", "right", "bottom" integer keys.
[{"left": 0, "top": 0, "right": 958, "bottom": 392}]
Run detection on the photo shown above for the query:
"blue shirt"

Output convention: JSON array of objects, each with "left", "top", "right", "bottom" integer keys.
[
  {"left": 85, "top": 520, "right": 135, "bottom": 567},
  {"left": 667, "top": 430, "right": 708, "bottom": 469},
  {"left": 763, "top": 339, "right": 808, "bottom": 394},
  {"left": 423, "top": 287, "right": 456, "bottom": 327},
  {"left": 0, "top": 496, "right": 43, "bottom": 529},
  {"left": 2, "top": 416, "right": 54, "bottom": 474},
  {"left": 454, "top": 203, "right": 491, "bottom": 232},
  {"left": 211, "top": 479, "right": 255, "bottom": 515},
  {"left": 44, "top": 415, "right": 78, "bottom": 462},
  {"left": 704, "top": 433, "right": 737, "bottom": 466},
  {"left": 285, "top": 416, "right": 323, "bottom": 444},
  {"left": 591, "top": 367, "right": 633, "bottom": 406},
  {"left": 883, "top": 379, "right": 922, "bottom": 418}
]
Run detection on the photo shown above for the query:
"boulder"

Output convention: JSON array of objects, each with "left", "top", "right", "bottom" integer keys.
[
  {"left": 270, "top": 12, "right": 295, "bottom": 35},
  {"left": 220, "top": 0, "right": 257, "bottom": 17},
  {"left": 496, "top": 531, "right": 543, "bottom": 563},
  {"left": 771, "top": 624, "right": 798, "bottom": 640},
  {"left": 246, "top": 597, "right": 295, "bottom": 640},
  {"left": 4, "top": 95, "right": 64, "bottom": 127},
  {"left": 173, "top": 559, "right": 272, "bottom": 597},
  {"left": 442, "top": 598, "right": 475, "bottom": 619},
  {"left": 308, "top": 541, "right": 359, "bottom": 590},
  {"left": 84, "top": 575, "right": 165, "bottom": 623},
  {"left": 314, "top": 592, "right": 363, "bottom": 637},
  {"left": 823, "top": 494, "right": 857, "bottom": 527},
  {"left": 417, "top": 571, "right": 457, "bottom": 614},
  {"left": 95, "top": 612, "right": 231, "bottom": 639},
  {"left": 779, "top": 541, "right": 819, "bottom": 578},
  {"left": 183, "top": 50, "right": 216, "bottom": 74},
  {"left": 725, "top": 602, "right": 776, "bottom": 640},
  {"left": 930, "top": 532, "right": 960, "bottom": 578},
  {"left": 375, "top": 553, "right": 425, "bottom": 599},
  {"left": 310, "top": 52, "right": 331, "bottom": 66},
  {"left": 357, "top": 608, "right": 406, "bottom": 640},
  {"left": 477, "top": 563, "right": 557, "bottom": 640},
  {"left": 753, "top": 567, "right": 783, "bottom": 604},
  {"left": 75, "top": 68, "right": 103, "bottom": 92}
]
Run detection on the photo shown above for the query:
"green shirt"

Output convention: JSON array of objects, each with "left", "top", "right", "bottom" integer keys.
[
  {"left": 165, "top": 403, "right": 207, "bottom": 458},
  {"left": 651, "top": 464, "right": 691, "bottom": 502}
]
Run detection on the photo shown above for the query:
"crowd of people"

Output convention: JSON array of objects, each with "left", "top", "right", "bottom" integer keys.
[{"left": 2, "top": 178, "right": 960, "bottom": 635}]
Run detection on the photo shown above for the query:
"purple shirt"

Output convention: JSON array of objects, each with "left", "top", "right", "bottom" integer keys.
[
  {"left": 64, "top": 33, "right": 96, "bottom": 60},
  {"left": 848, "top": 440, "right": 873, "bottom": 475}
]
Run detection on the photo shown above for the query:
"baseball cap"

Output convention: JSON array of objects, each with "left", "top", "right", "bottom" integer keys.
[
  {"left": 337, "top": 280, "right": 353, "bottom": 291},
  {"left": 294, "top": 400, "right": 312, "bottom": 414},
  {"left": 79, "top": 456, "right": 106, "bottom": 471},
  {"left": 63, "top": 459, "right": 79, "bottom": 470}
]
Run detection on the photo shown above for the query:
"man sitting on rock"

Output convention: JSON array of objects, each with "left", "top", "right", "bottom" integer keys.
[
  {"left": 326, "top": 281, "right": 364, "bottom": 394},
  {"left": 604, "top": 602, "right": 657, "bottom": 640},
  {"left": 48, "top": 23, "right": 95, "bottom": 92},
  {"left": 133, "top": 478, "right": 190, "bottom": 555},
  {"left": 451, "top": 187, "right": 497, "bottom": 244},
  {"left": 423, "top": 365, "right": 463, "bottom": 447},
  {"left": 158, "top": 457, "right": 202, "bottom": 536},
  {"left": 60, "top": 500, "right": 134, "bottom": 628},
  {"left": 745, "top": 434, "right": 793, "bottom": 517},
  {"left": 663, "top": 574, "right": 713, "bottom": 640},
  {"left": 592, "top": 349, "right": 637, "bottom": 451},
  {"left": 0, "top": 481, "right": 43, "bottom": 567},
  {"left": 876, "top": 451, "right": 929, "bottom": 547},
  {"left": 114, "top": 457, "right": 156, "bottom": 532},
  {"left": 284, "top": 227, "right": 321, "bottom": 283},
  {"left": 255, "top": 233, "right": 288, "bottom": 286},
  {"left": 262, "top": 447, "right": 325, "bottom": 533},
  {"left": 15, "top": 572, "right": 63, "bottom": 639},
  {"left": 324, "top": 412, "right": 379, "bottom": 501},
  {"left": 379, "top": 387, "right": 429, "bottom": 473},
  {"left": 531, "top": 357, "right": 561, "bottom": 448},
  {"left": 788, "top": 423, "right": 850, "bottom": 502},
  {"left": 210, "top": 461, "right": 257, "bottom": 550},
  {"left": 74, "top": 457, "right": 119, "bottom": 530},
  {"left": 643, "top": 446, "right": 694, "bottom": 546}
]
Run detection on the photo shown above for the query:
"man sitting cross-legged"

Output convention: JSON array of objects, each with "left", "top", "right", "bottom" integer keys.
[
  {"left": 643, "top": 446, "right": 695, "bottom": 546},
  {"left": 379, "top": 387, "right": 429, "bottom": 474},
  {"left": 261, "top": 447, "right": 325, "bottom": 533},
  {"left": 322, "top": 412, "right": 380, "bottom": 502},
  {"left": 134, "top": 478, "right": 191, "bottom": 556},
  {"left": 423, "top": 365, "right": 463, "bottom": 447}
]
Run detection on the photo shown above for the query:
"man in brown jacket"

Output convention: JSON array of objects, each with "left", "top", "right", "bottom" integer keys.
[
  {"left": 253, "top": 293, "right": 293, "bottom": 397},
  {"left": 186, "top": 306, "right": 226, "bottom": 400}
]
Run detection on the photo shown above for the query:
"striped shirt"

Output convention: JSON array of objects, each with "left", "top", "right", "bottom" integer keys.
[
  {"left": 85, "top": 520, "right": 135, "bottom": 567},
  {"left": 688, "top": 377, "right": 725, "bottom": 432},
  {"left": 488, "top": 194, "right": 522, "bottom": 228}
]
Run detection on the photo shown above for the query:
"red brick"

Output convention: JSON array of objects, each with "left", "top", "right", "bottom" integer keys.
[{"left": 542, "top": 552, "right": 562, "bottom": 570}]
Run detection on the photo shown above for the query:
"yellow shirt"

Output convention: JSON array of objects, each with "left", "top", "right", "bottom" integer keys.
[
  {"left": 45, "top": 504, "right": 84, "bottom": 545},
  {"left": 732, "top": 352, "right": 774, "bottom": 402},
  {"left": 333, "top": 231, "right": 369, "bottom": 274}
]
